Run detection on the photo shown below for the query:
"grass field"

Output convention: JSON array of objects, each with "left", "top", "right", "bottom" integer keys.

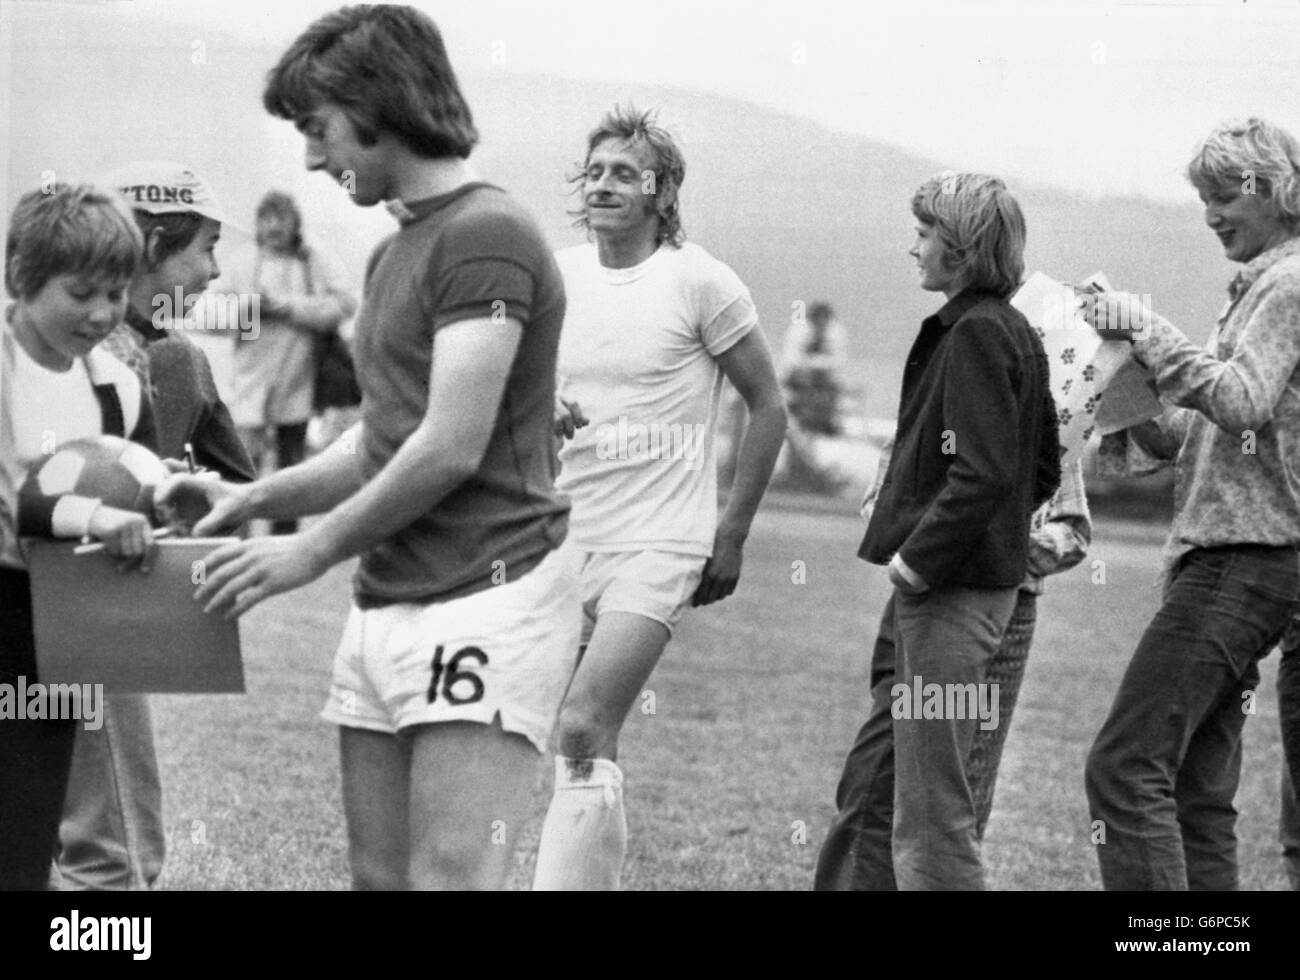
[{"left": 150, "top": 503, "right": 1295, "bottom": 890}]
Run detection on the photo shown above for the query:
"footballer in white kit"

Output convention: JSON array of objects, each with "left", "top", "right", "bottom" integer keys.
[{"left": 534, "top": 105, "right": 788, "bottom": 890}]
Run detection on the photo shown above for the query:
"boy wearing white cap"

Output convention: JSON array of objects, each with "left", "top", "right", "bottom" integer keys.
[
  {"left": 54, "top": 161, "right": 254, "bottom": 891},
  {"left": 100, "top": 161, "right": 253, "bottom": 476}
]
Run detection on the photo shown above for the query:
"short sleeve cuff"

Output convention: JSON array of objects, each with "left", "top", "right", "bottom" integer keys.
[
  {"left": 51, "top": 496, "right": 102, "bottom": 539},
  {"left": 702, "top": 295, "right": 758, "bottom": 356},
  {"left": 433, "top": 300, "right": 530, "bottom": 332},
  {"left": 890, "top": 552, "right": 929, "bottom": 591}
]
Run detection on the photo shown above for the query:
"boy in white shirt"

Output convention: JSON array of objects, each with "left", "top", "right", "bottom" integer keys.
[{"left": 1, "top": 183, "right": 156, "bottom": 889}]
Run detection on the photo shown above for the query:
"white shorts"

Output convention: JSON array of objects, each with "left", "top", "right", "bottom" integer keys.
[
  {"left": 576, "top": 548, "right": 707, "bottom": 647},
  {"left": 322, "top": 546, "right": 581, "bottom": 752}
]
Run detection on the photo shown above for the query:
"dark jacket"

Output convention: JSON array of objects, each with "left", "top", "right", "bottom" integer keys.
[
  {"left": 127, "top": 308, "right": 256, "bottom": 483},
  {"left": 860, "top": 289, "right": 1060, "bottom": 588}
]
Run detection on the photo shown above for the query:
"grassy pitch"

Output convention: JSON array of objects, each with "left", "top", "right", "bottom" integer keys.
[{"left": 151, "top": 505, "right": 1293, "bottom": 890}]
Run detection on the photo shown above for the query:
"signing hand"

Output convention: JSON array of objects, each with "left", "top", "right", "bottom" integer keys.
[
  {"left": 154, "top": 472, "right": 244, "bottom": 536},
  {"left": 691, "top": 532, "right": 744, "bottom": 606},
  {"left": 87, "top": 505, "right": 158, "bottom": 573},
  {"left": 193, "top": 534, "right": 330, "bottom": 618}
]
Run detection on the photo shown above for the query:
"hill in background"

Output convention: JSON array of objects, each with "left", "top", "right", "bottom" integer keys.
[{"left": 5, "top": 6, "right": 1233, "bottom": 418}]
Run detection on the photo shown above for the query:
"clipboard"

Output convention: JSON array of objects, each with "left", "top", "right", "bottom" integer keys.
[{"left": 26, "top": 538, "right": 244, "bottom": 694}]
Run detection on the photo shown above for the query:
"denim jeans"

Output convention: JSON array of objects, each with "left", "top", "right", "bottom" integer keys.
[
  {"left": 1085, "top": 544, "right": 1300, "bottom": 891},
  {"left": 54, "top": 695, "right": 165, "bottom": 890},
  {"left": 815, "top": 585, "right": 1017, "bottom": 890}
]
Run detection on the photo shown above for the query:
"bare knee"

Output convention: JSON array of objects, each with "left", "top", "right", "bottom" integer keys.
[
  {"left": 408, "top": 837, "right": 501, "bottom": 891},
  {"left": 555, "top": 700, "right": 619, "bottom": 761}
]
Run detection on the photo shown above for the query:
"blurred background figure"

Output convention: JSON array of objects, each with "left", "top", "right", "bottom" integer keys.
[
  {"left": 781, "top": 300, "right": 847, "bottom": 437},
  {"left": 750, "top": 299, "right": 857, "bottom": 496},
  {"left": 222, "top": 191, "right": 356, "bottom": 533}
]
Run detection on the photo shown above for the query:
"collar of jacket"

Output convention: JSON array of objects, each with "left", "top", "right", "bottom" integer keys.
[
  {"left": 125, "top": 303, "right": 169, "bottom": 345},
  {"left": 930, "top": 287, "right": 1005, "bottom": 329},
  {"left": 1228, "top": 235, "right": 1300, "bottom": 301}
]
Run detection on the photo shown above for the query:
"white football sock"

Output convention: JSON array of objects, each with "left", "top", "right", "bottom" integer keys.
[{"left": 532, "top": 756, "right": 627, "bottom": 891}]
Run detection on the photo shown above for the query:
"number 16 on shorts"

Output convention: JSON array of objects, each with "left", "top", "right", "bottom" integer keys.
[{"left": 427, "top": 644, "right": 489, "bottom": 706}]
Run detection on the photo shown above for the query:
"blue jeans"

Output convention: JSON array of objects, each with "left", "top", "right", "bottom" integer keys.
[
  {"left": 1085, "top": 544, "right": 1300, "bottom": 891},
  {"left": 815, "top": 585, "right": 1017, "bottom": 890},
  {"left": 53, "top": 695, "right": 165, "bottom": 890}
]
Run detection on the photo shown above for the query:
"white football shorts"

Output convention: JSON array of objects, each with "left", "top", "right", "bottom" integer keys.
[
  {"left": 576, "top": 548, "right": 707, "bottom": 647},
  {"left": 322, "top": 545, "right": 581, "bottom": 752}
]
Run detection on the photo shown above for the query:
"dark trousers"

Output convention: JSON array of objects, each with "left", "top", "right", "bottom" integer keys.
[
  {"left": 270, "top": 422, "right": 307, "bottom": 534},
  {"left": 0, "top": 569, "right": 76, "bottom": 890},
  {"left": 1085, "top": 545, "right": 1300, "bottom": 890},
  {"left": 240, "top": 422, "right": 308, "bottom": 534}
]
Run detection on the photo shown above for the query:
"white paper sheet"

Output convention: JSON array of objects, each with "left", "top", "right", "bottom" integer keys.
[{"left": 1011, "top": 271, "right": 1162, "bottom": 465}]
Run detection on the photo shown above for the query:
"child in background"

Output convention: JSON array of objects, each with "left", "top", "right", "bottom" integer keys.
[
  {"left": 223, "top": 190, "right": 356, "bottom": 531},
  {"left": 1, "top": 183, "right": 157, "bottom": 890}
]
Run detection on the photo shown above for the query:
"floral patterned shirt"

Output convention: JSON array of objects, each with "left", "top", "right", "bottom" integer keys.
[{"left": 1118, "top": 236, "right": 1300, "bottom": 576}]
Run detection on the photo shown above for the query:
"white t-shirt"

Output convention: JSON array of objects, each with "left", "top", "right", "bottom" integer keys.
[
  {"left": 555, "top": 241, "right": 757, "bottom": 555},
  {"left": 1, "top": 325, "right": 142, "bottom": 569}
]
